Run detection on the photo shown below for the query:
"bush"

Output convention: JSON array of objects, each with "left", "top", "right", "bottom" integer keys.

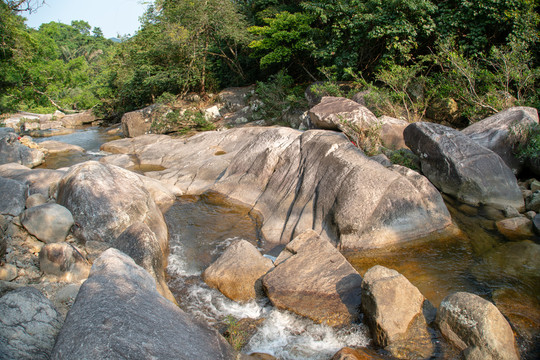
[{"left": 151, "top": 109, "right": 216, "bottom": 134}]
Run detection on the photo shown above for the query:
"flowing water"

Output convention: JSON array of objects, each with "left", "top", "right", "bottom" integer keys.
[{"left": 37, "top": 128, "right": 540, "bottom": 359}]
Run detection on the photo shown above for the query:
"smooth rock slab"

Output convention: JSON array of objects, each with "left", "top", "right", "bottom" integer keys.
[
  {"left": 0, "top": 287, "right": 63, "bottom": 360},
  {"left": 0, "top": 176, "right": 27, "bottom": 216},
  {"left": 436, "top": 292, "right": 519, "bottom": 360},
  {"left": 21, "top": 203, "right": 74, "bottom": 243},
  {"left": 404, "top": 122, "right": 523, "bottom": 210},
  {"left": 51, "top": 248, "right": 234, "bottom": 360},
  {"left": 262, "top": 230, "right": 362, "bottom": 326},
  {"left": 203, "top": 239, "right": 274, "bottom": 302}
]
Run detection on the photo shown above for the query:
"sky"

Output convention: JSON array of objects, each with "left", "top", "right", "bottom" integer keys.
[{"left": 24, "top": 0, "right": 153, "bottom": 39}]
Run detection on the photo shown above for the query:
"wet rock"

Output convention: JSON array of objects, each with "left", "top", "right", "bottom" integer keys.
[
  {"left": 203, "top": 239, "right": 274, "bottom": 302},
  {"left": 0, "top": 287, "right": 63, "bottom": 360},
  {"left": 0, "top": 128, "right": 45, "bottom": 167},
  {"left": 39, "top": 140, "right": 85, "bottom": 154},
  {"left": 404, "top": 122, "right": 523, "bottom": 211},
  {"left": 262, "top": 230, "right": 362, "bottom": 326},
  {"left": 309, "top": 96, "right": 379, "bottom": 132},
  {"left": 496, "top": 217, "right": 534, "bottom": 240},
  {"left": 361, "top": 265, "right": 433, "bottom": 358},
  {"left": 0, "top": 263, "right": 17, "bottom": 281},
  {"left": 378, "top": 116, "right": 409, "bottom": 150},
  {"left": 436, "top": 292, "right": 519, "bottom": 360},
  {"left": 112, "top": 222, "right": 176, "bottom": 303},
  {"left": 0, "top": 162, "right": 65, "bottom": 196},
  {"left": 462, "top": 107, "right": 539, "bottom": 174},
  {"left": 331, "top": 347, "right": 384, "bottom": 360},
  {"left": 0, "top": 176, "right": 27, "bottom": 216},
  {"left": 56, "top": 161, "right": 168, "bottom": 258},
  {"left": 25, "top": 193, "right": 48, "bottom": 208},
  {"left": 21, "top": 203, "right": 74, "bottom": 243},
  {"left": 39, "top": 242, "right": 90, "bottom": 281},
  {"left": 52, "top": 248, "right": 235, "bottom": 359}
]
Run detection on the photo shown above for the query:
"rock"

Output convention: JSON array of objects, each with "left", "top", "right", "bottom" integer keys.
[
  {"left": 530, "top": 179, "right": 540, "bottom": 192},
  {"left": 137, "top": 174, "right": 180, "bottom": 213},
  {"left": 361, "top": 265, "right": 433, "bottom": 358},
  {"left": 51, "top": 248, "right": 235, "bottom": 359},
  {"left": 0, "top": 176, "right": 27, "bottom": 216},
  {"left": 0, "top": 162, "right": 65, "bottom": 196},
  {"left": 308, "top": 96, "right": 379, "bottom": 132},
  {"left": 25, "top": 193, "right": 48, "bottom": 208},
  {"left": 60, "top": 110, "right": 97, "bottom": 128},
  {"left": 102, "top": 127, "right": 453, "bottom": 250},
  {"left": 0, "top": 287, "right": 63, "bottom": 360},
  {"left": 496, "top": 217, "right": 534, "bottom": 240},
  {"left": 203, "top": 239, "right": 274, "bottom": 302},
  {"left": 218, "top": 85, "right": 254, "bottom": 113},
  {"left": 462, "top": 107, "right": 539, "bottom": 174},
  {"left": 378, "top": 116, "right": 409, "bottom": 150},
  {"left": 262, "top": 230, "right": 362, "bottom": 326},
  {"left": 56, "top": 161, "right": 168, "bottom": 258},
  {"left": 39, "top": 140, "right": 85, "bottom": 154},
  {"left": 436, "top": 292, "right": 519, "bottom": 360},
  {"left": 404, "top": 122, "right": 524, "bottom": 211},
  {"left": 0, "top": 280, "right": 23, "bottom": 297},
  {"left": 21, "top": 203, "right": 74, "bottom": 243},
  {"left": 205, "top": 105, "right": 221, "bottom": 120},
  {"left": 39, "top": 120, "right": 64, "bottom": 130},
  {"left": 83, "top": 240, "right": 111, "bottom": 263},
  {"left": 331, "top": 347, "right": 384, "bottom": 360},
  {"left": 351, "top": 90, "right": 372, "bottom": 107},
  {"left": 533, "top": 214, "right": 540, "bottom": 235},
  {"left": 121, "top": 104, "right": 161, "bottom": 137},
  {"left": 369, "top": 153, "right": 392, "bottom": 167},
  {"left": 526, "top": 191, "right": 540, "bottom": 212},
  {"left": 111, "top": 222, "right": 176, "bottom": 303},
  {"left": 39, "top": 242, "right": 90, "bottom": 281},
  {"left": 99, "top": 153, "right": 137, "bottom": 168},
  {"left": 0, "top": 127, "right": 44, "bottom": 167},
  {"left": 0, "top": 263, "right": 17, "bottom": 281},
  {"left": 502, "top": 205, "right": 521, "bottom": 218}
]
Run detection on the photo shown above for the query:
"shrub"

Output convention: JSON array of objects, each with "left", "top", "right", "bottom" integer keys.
[{"left": 151, "top": 108, "right": 216, "bottom": 134}]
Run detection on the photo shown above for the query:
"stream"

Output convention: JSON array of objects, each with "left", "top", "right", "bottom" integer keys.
[{"left": 33, "top": 127, "right": 540, "bottom": 359}]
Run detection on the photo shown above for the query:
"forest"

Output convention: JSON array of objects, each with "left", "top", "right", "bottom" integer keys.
[{"left": 0, "top": 0, "right": 539, "bottom": 125}]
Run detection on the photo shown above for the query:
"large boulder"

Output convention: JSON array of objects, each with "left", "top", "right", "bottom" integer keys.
[
  {"left": 378, "top": 116, "right": 409, "bottom": 150},
  {"left": 21, "top": 203, "right": 74, "bottom": 243},
  {"left": 202, "top": 239, "right": 274, "bottom": 302},
  {"left": 309, "top": 96, "right": 379, "bottom": 132},
  {"left": 0, "top": 176, "right": 27, "bottom": 216},
  {"left": 0, "top": 287, "right": 63, "bottom": 360},
  {"left": 111, "top": 222, "right": 176, "bottom": 304},
  {"left": 51, "top": 248, "right": 235, "bottom": 359},
  {"left": 0, "top": 128, "right": 44, "bottom": 167},
  {"left": 462, "top": 107, "right": 539, "bottom": 174},
  {"left": 404, "top": 122, "right": 524, "bottom": 210},
  {"left": 121, "top": 104, "right": 161, "bottom": 137},
  {"left": 262, "top": 230, "right": 363, "bottom": 326},
  {"left": 39, "top": 242, "right": 90, "bottom": 281},
  {"left": 0, "top": 162, "right": 65, "bottom": 196},
  {"left": 361, "top": 265, "right": 433, "bottom": 358},
  {"left": 56, "top": 161, "right": 168, "bottom": 258},
  {"left": 436, "top": 292, "right": 519, "bottom": 360},
  {"left": 60, "top": 110, "right": 97, "bottom": 128}
]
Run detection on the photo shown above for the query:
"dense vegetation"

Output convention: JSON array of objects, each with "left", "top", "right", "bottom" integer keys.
[{"left": 1, "top": 0, "right": 539, "bottom": 124}]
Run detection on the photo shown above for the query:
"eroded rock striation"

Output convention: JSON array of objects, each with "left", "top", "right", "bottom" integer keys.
[{"left": 102, "top": 127, "right": 453, "bottom": 250}]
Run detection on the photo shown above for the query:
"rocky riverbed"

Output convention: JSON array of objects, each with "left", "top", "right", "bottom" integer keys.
[{"left": 1, "top": 101, "right": 539, "bottom": 359}]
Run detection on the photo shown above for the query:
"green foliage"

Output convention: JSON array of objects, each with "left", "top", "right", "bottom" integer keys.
[
  {"left": 510, "top": 122, "right": 540, "bottom": 160},
  {"left": 340, "top": 119, "right": 383, "bottom": 156},
  {"left": 223, "top": 315, "right": 247, "bottom": 351},
  {"left": 387, "top": 148, "right": 421, "bottom": 171},
  {"left": 151, "top": 108, "right": 216, "bottom": 134}
]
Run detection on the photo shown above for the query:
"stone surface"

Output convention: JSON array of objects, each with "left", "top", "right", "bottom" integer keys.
[
  {"left": 436, "top": 292, "right": 519, "bottom": 360},
  {"left": 21, "top": 203, "right": 74, "bottom": 243},
  {"left": 378, "top": 116, "right": 409, "bottom": 150},
  {"left": 56, "top": 161, "right": 168, "bottom": 258},
  {"left": 404, "top": 122, "right": 524, "bottom": 210},
  {"left": 121, "top": 104, "right": 160, "bottom": 137},
  {"left": 203, "top": 239, "right": 274, "bottom": 302},
  {"left": 25, "top": 193, "right": 48, "bottom": 208},
  {"left": 331, "top": 347, "right": 384, "bottom": 360},
  {"left": 0, "top": 162, "right": 65, "bottom": 196},
  {"left": 51, "top": 248, "right": 234, "bottom": 359},
  {"left": 60, "top": 110, "right": 97, "bottom": 128},
  {"left": 533, "top": 214, "right": 540, "bottom": 235},
  {"left": 0, "top": 127, "right": 45, "bottom": 167},
  {"left": 39, "top": 140, "right": 85, "bottom": 154},
  {"left": 309, "top": 96, "right": 379, "bottom": 132},
  {"left": 0, "top": 263, "right": 17, "bottom": 281},
  {"left": 0, "top": 287, "right": 63, "bottom": 360},
  {"left": 218, "top": 85, "right": 254, "bottom": 112},
  {"left": 526, "top": 192, "right": 540, "bottom": 213},
  {"left": 101, "top": 127, "right": 454, "bottom": 250},
  {"left": 137, "top": 174, "right": 180, "bottom": 213},
  {"left": 262, "top": 230, "right": 362, "bottom": 326},
  {"left": 361, "top": 265, "right": 433, "bottom": 358},
  {"left": 99, "top": 153, "right": 137, "bottom": 168},
  {"left": 462, "top": 107, "right": 539, "bottom": 174},
  {"left": 112, "top": 222, "right": 176, "bottom": 303},
  {"left": 0, "top": 176, "right": 27, "bottom": 216},
  {"left": 39, "top": 242, "right": 90, "bottom": 281},
  {"left": 496, "top": 217, "right": 534, "bottom": 240}
]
